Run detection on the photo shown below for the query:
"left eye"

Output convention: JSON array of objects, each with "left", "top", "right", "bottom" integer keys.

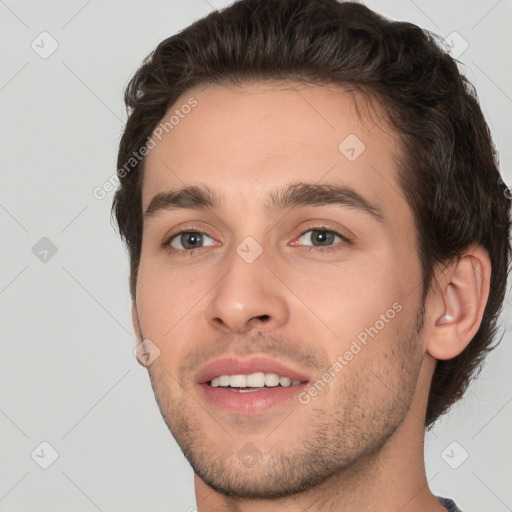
[
  {"left": 295, "top": 229, "right": 346, "bottom": 247},
  {"left": 292, "top": 228, "right": 350, "bottom": 252}
]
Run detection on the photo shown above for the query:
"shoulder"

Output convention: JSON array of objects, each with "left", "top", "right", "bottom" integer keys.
[{"left": 437, "top": 496, "right": 463, "bottom": 512}]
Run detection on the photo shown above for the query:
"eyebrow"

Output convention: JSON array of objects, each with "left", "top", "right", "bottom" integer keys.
[{"left": 144, "top": 182, "right": 385, "bottom": 223}]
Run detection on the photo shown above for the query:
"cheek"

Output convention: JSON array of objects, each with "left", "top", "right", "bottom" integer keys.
[
  {"left": 135, "top": 258, "right": 205, "bottom": 349},
  {"left": 288, "top": 258, "right": 404, "bottom": 346}
]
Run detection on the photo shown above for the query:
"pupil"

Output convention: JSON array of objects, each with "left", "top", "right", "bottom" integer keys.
[
  {"left": 182, "top": 232, "right": 202, "bottom": 249},
  {"left": 313, "top": 230, "right": 334, "bottom": 246}
]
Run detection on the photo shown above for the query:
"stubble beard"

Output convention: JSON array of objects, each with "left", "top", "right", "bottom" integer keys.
[{"left": 145, "top": 306, "right": 425, "bottom": 499}]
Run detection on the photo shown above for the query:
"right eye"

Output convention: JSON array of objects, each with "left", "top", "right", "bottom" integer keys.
[{"left": 163, "top": 231, "right": 217, "bottom": 254}]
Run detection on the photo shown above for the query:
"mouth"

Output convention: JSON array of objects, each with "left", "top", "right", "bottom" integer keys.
[
  {"left": 206, "top": 372, "right": 307, "bottom": 393},
  {"left": 196, "top": 356, "right": 310, "bottom": 415},
  {"left": 207, "top": 372, "right": 304, "bottom": 391}
]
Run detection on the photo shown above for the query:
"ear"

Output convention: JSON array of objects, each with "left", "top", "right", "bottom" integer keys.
[{"left": 425, "top": 245, "right": 491, "bottom": 360}]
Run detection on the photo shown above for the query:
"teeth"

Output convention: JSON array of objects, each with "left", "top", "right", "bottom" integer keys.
[
  {"left": 279, "top": 376, "right": 291, "bottom": 387},
  {"left": 247, "top": 372, "right": 265, "bottom": 387},
  {"left": 229, "top": 374, "right": 247, "bottom": 387},
  {"left": 264, "top": 373, "right": 280, "bottom": 387},
  {"left": 218, "top": 375, "right": 230, "bottom": 386},
  {"left": 209, "top": 372, "right": 303, "bottom": 388}
]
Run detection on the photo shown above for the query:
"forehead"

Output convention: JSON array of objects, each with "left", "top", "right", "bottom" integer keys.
[{"left": 142, "top": 81, "right": 405, "bottom": 216}]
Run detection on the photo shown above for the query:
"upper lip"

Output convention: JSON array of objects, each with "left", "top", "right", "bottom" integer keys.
[{"left": 195, "top": 355, "right": 311, "bottom": 384}]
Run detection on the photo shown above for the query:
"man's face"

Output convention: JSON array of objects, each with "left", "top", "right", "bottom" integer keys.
[{"left": 134, "top": 82, "right": 428, "bottom": 498}]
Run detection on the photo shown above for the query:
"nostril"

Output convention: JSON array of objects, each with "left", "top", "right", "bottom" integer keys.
[{"left": 256, "top": 315, "right": 270, "bottom": 322}]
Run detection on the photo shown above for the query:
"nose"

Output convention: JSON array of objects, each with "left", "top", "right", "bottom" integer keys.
[{"left": 205, "top": 248, "right": 289, "bottom": 335}]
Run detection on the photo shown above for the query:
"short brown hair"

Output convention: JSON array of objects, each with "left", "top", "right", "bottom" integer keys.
[{"left": 111, "top": 0, "right": 511, "bottom": 427}]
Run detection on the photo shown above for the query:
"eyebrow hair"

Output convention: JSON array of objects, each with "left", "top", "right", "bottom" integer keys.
[{"left": 144, "top": 182, "right": 385, "bottom": 223}]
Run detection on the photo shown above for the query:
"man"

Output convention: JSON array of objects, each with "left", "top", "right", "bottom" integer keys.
[{"left": 111, "top": 1, "right": 511, "bottom": 510}]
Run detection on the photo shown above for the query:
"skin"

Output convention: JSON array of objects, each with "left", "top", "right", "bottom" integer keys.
[{"left": 131, "top": 81, "right": 491, "bottom": 511}]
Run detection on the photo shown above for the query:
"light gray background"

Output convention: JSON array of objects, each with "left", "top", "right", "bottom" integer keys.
[{"left": 0, "top": 0, "right": 511, "bottom": 511}]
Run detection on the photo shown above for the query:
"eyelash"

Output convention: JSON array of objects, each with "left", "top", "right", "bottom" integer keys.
[{"left": 162, "top": 226, "right": 351, "bottom": 256}]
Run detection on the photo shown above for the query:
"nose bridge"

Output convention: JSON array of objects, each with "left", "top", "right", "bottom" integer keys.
[{"left": 205, "top": 239, "right": 288, "bottom": 333}]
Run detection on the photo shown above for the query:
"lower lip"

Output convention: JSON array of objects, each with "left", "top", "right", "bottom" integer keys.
[{"left": 198, "top": 383, "right": 308, "bottom": 415}]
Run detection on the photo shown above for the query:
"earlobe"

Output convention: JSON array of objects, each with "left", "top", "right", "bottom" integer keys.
[{"left": 426, "top": 246, "right": 491, "bottom": 361}]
